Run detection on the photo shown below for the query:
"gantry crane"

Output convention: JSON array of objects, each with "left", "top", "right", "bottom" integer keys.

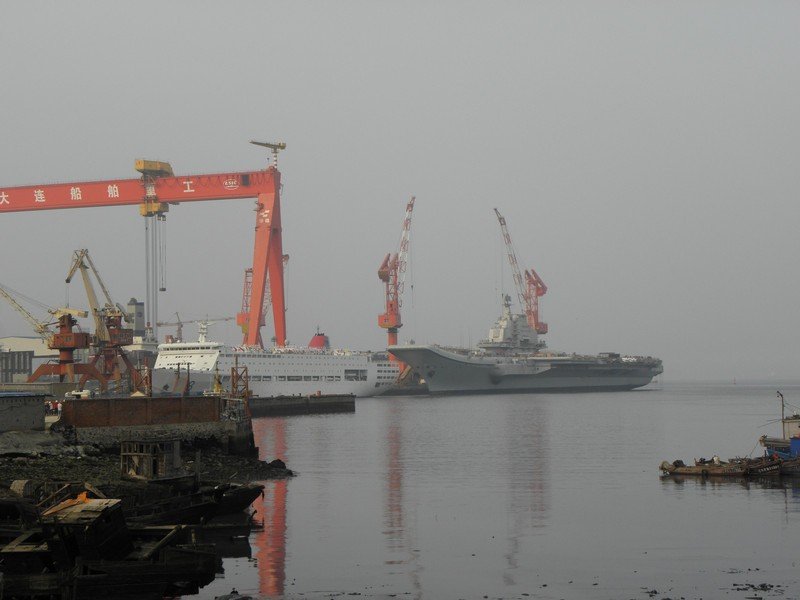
[
  {"left": 493, "top": 208, "right": 548, "bottom": 334},
  {"left": 378, "top": 197, "right": 416, "bottom": 351},
  {"left": 157, "top": 313, "right": 235, "bottom": 343},
  {"left": 0, "top": 141, "right": 288, "bottom": 350}
]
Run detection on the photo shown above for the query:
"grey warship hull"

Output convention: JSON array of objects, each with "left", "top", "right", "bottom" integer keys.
[{"left": 388, "top": 344, "right": 662, "bottom": 395}]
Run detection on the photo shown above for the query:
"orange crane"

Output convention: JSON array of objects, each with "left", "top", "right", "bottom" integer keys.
[
  {"left": 493, "top": 208, "right": 548, "bottom": 334},
  {"left": 0, "top": 141, "right": 287, "bottom": 350},
  {"left": 378, "top": 197, "right": 415, "bottom": 350},
  {"left": 237, "top": 253, "right": 289, "bottom": 347}
]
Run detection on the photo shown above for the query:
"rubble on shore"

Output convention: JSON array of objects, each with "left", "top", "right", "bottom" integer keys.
[{"left": 0, "top": 428, "right": 293, "bottom": 499}]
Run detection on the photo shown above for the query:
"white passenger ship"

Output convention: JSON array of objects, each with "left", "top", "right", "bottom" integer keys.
[{"left": 152, "top": 324, "right": 400, "bottom": 398}]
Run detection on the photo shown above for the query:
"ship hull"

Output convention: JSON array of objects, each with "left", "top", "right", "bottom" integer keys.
[
  {"left": 388, "top": 345, "right": 661, "bottom": 394},
  {"left": 151, "top": 369, "right": 385, "bottom": 398},
  {"left": 152, "top": 344, "right": 399, "bottom": 398}
]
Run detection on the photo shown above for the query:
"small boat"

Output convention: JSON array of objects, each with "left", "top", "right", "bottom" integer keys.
[
  {"left": 659, "top": 456, "right": 782, "bottom": 478},
  {"left": 778, "top": 457, "right": 800, "bottom": 475},
  {"left": 202, "top": 482, "right": 265, "bottom": 515}
]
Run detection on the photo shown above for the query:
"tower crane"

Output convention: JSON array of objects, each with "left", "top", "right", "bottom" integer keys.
[
  {"left": 378, "top": 197, "right": 416, "bottom": 351},
  {"left": 157, "top": 313, "right": 235, "bottom": 343},
  {"left": 493, "top": 208, "right": 548, "bottom": 335},
  {"left": 0, "top": 141, "right": 288, "bottom": 350}
]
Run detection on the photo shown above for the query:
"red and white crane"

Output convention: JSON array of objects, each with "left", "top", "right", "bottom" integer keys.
[
  {"left": 493, "top": 208, "right": 548, "bottom": 335},
  {"left": 378, "top": 196, "right": 416, "bottom": 350},
  {"left": 0, "top": 142, "right": 287, "bottom": 350}
]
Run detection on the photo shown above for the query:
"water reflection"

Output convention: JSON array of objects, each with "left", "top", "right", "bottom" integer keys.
[
  {"left": 383, "top": 402, "right": 422, "bottom": 598},
  {"left": 379, "top": 396, "right": 552, "bottom": 596},
  {"left": 251, "top": 417, "right": 288, "bottom": 597},
  {"left": 502, "top": 400, "right": 550, "bottom": 586},
  {"left": 661, "top": 474, "right": 800, "bottom": 494},
  {"left": 241, "top": 396, "right": 555, "bottom": 598}
]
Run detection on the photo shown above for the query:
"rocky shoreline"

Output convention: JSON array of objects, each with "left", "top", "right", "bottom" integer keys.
[{"left": 0, "top": 428, "right": 294, "bottom": 499}]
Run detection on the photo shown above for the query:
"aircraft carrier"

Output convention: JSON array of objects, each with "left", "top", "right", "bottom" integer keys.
[{"left": 389, "top": 295, "right": 662, "bottom": 395}]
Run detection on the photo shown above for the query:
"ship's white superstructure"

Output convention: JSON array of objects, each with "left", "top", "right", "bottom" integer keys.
[{"left": 152, "top": 325, "right": 399, "bottom": 397}]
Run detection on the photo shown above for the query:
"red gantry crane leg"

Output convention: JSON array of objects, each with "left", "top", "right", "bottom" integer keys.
[{"left": 237, "top": 141, "right": 286, "bottom": 348}]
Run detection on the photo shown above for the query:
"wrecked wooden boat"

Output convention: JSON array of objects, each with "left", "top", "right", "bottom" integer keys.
[
  {"left": 204, "top": 481, "right": 265, "bottom": 515},
  {"left": 0, "top": 495, "right": 217, "bottom": 599},
  {"left": 659, "top": 456, "right": 782, "bottom": 478},
  {"left": 777, "top": 457, "right": 800, "bottom": 475},
  {"left": 0, "top": 498, "right": 39, "bottom": 544},
  {"left": 25, "top": 477, "right": 264, "bottom": 527}
]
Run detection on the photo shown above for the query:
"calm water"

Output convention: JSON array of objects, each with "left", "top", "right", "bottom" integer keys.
[{"left": 195, "top": 382, "right": 800, "bottom": 600}]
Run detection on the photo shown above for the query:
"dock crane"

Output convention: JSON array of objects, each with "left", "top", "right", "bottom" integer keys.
[
  {"left": 64, "top": 249, "right": 149, "bottom": 392},
  {"left": 0, "top": 283, "right": 104, "bottom": 388},
  {"left": 378, "top": 197, "right": 416, "bottom": 352},
  {"left": 65, "top": 249, "right": 130, "bottom": 343},
  {"left": 493, "top": 208, "right": 548, "bottom": 335},
  {"left": 0, "top": 141, "right": 288, "bottom": 351}
]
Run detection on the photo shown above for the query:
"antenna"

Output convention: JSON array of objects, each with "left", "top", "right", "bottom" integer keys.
[{"left": 250, "top": 140, "right": 287, "bottom": 168}]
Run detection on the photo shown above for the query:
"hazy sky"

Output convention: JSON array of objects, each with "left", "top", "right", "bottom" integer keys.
[{"left": 1, "top": 2, "right": 798, "bottom": 382}]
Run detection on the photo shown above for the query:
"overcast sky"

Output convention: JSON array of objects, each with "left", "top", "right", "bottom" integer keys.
[{"left": 1, "top": 2, "right": 798, "bottom": 382}]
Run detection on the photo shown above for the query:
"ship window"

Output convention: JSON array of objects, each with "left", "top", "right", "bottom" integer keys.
[
  {"left": 345, "top": 369, "right": 368, "bottom": 381},
  {"left": 312, "top": 376, "right": 320, "bottom": 381},
  {"left": 326, "top": 376, "right": 336, "bottom": 381},
  {"left": 277, "top": 376, "right": 286, "bottom": 381},
  {"left": 263, "top": 376, "right": 272, "bottom": 381},
  {"left": 304, "top": 376, "right": 312, "bottom": 381},
  {"left": 251, "top": 376, "right": 262, "bottom": 382},
  {"left": 288, "top": 375, "right": 302, "bottom": 382}
]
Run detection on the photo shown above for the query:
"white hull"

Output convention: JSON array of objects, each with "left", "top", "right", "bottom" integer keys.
[{"left": 152, "top": 342, "right": 399, "bottom": 398}]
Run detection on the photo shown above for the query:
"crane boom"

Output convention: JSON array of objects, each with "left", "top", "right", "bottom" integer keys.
[
  {"left": 493, "top": 208, "right": 548, "bottom": 335},
  {"left": 66, "top": 249, "right": 109, "bottom": 341},
  {"left": 0, "top": 284, "right": 53, "bottom": 340}
]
